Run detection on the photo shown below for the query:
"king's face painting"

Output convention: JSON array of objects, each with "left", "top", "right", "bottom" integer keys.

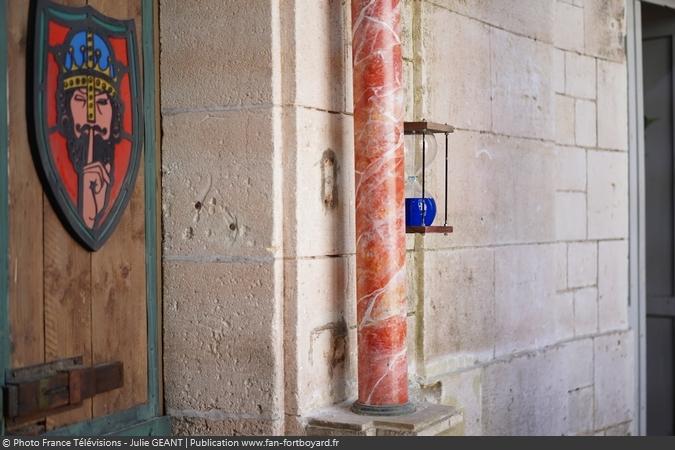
[
  {"left": 33, "top": 0, "right": 142, "bottom": 251},
  {"left": 58, "top": 30, "right": 123, "bottom": 230},
  {"left": 71, "top": 88, "right": 113, "bottom": 142}
]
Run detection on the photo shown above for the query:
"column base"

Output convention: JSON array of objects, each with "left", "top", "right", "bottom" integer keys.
[
  {"left": 351, "top": 401, "right": 416, "bottom": 416},
  {"left": 306, "top": 401, "right": 463, "bottom": 436}
]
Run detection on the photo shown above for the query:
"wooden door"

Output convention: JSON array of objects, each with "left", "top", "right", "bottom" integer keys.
[
  {"left": 0, "top": 0, "right": 164, "bottom": 435},
  {"left": 643, "top": 2, "right": 675, "bottom": 437}
]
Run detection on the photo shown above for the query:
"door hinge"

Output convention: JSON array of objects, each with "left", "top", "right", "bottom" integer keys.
[{"left": 2, "top": 356, "right": 123, "bottom": 424}]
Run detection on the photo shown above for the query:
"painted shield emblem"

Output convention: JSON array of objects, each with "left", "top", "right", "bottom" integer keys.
[{"left": 33, "top": 0, "right": 142, "bottom": 251}]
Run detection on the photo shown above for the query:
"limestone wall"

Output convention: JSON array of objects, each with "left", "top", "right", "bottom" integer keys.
[
  {"left": 407, "top": 0, "right": 633, "bottom": 435},
  {"left": 160, "top": 0, "right": 635, "bottom": 436},
  {"left": 159, "top": 0, "right": 285, "bottom": 435}
]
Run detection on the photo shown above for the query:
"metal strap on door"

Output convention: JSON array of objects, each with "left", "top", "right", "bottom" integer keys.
[{"left": 3, "top": 357, "right": 123, "bottom": 424}]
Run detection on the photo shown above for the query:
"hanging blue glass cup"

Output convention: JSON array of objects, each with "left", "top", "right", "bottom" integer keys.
[
  {"left": 405, "top": 197, "right": 436, "bottom": 226},
  {"left": 404, "top": 132, "right": 438, "bottom": 227}
]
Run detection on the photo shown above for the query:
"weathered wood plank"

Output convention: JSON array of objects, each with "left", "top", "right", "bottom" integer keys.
[
  {"left": 91, "top": 168, "right": 148, "bottom": 416},
  {"left": 42, "top": 0, "right": 94, "bottom": 432},
  {"left": 43, "top": 205, "right": 93, "bottom": 429},
  {"left": 8, "top": 0, "right": 44, "bottom": 369},
  {"left": 88, "top": 0, "right": 148, "bottom": 417}
]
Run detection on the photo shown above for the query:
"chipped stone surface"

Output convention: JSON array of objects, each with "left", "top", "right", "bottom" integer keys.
[
  {"left": 584, "top": 0, "right": 626, "bottom": 62},
  {"left": 297, "top": 322, "right": 356, "bottom": 415},
  {"left": 163, "top": 261, "right": 279, "bottom": 417},
  {"left": 162, "top": 110, "right": 274, "bottom": 258},
  {"left": 291, "top": 256, "right": 357, "bottom": 415},
  {"left": 160, "top": 0, "right": 285, "bottom": 434}
]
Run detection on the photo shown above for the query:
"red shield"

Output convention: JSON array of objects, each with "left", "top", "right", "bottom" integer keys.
[{"left": 33, "top": 0, "right": 142, "bottom": 251}]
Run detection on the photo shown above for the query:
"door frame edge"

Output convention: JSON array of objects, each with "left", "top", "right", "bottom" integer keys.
[
  {"left": 0, "top": 0, "right": 10, "bottom": 438},
  {"left": 627, "top": 0, "right": 647, "bottom": 436},
  {"left": 142, "top": 0, "right": 163, "bottom": 421}
]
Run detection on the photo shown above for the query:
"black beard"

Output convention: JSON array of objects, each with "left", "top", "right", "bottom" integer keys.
[{"left": 67, "top": 131, "right": 115, "bottom": 173}]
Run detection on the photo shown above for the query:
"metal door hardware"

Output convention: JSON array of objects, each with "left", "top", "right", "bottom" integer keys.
[{"left": 3, "top": 356, "right": 123, "bottom": 422}]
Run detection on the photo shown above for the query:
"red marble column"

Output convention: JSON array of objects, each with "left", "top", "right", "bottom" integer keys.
[{"left": 351, "top": 0, "right": 412, "bottom": 415}]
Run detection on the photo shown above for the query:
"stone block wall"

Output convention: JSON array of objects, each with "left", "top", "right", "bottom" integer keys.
[
  {"left": 408, "top": 0, "right": 633, "bottom": 436},
  {"left": 159, "top": 0, "right": 635, "bottom": 436},
  {"left": 281, "top": 0, "right": 358, "bottom": 434},
  {"left": 160, "top": 0, "right": 285, "bottom": 435}
]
